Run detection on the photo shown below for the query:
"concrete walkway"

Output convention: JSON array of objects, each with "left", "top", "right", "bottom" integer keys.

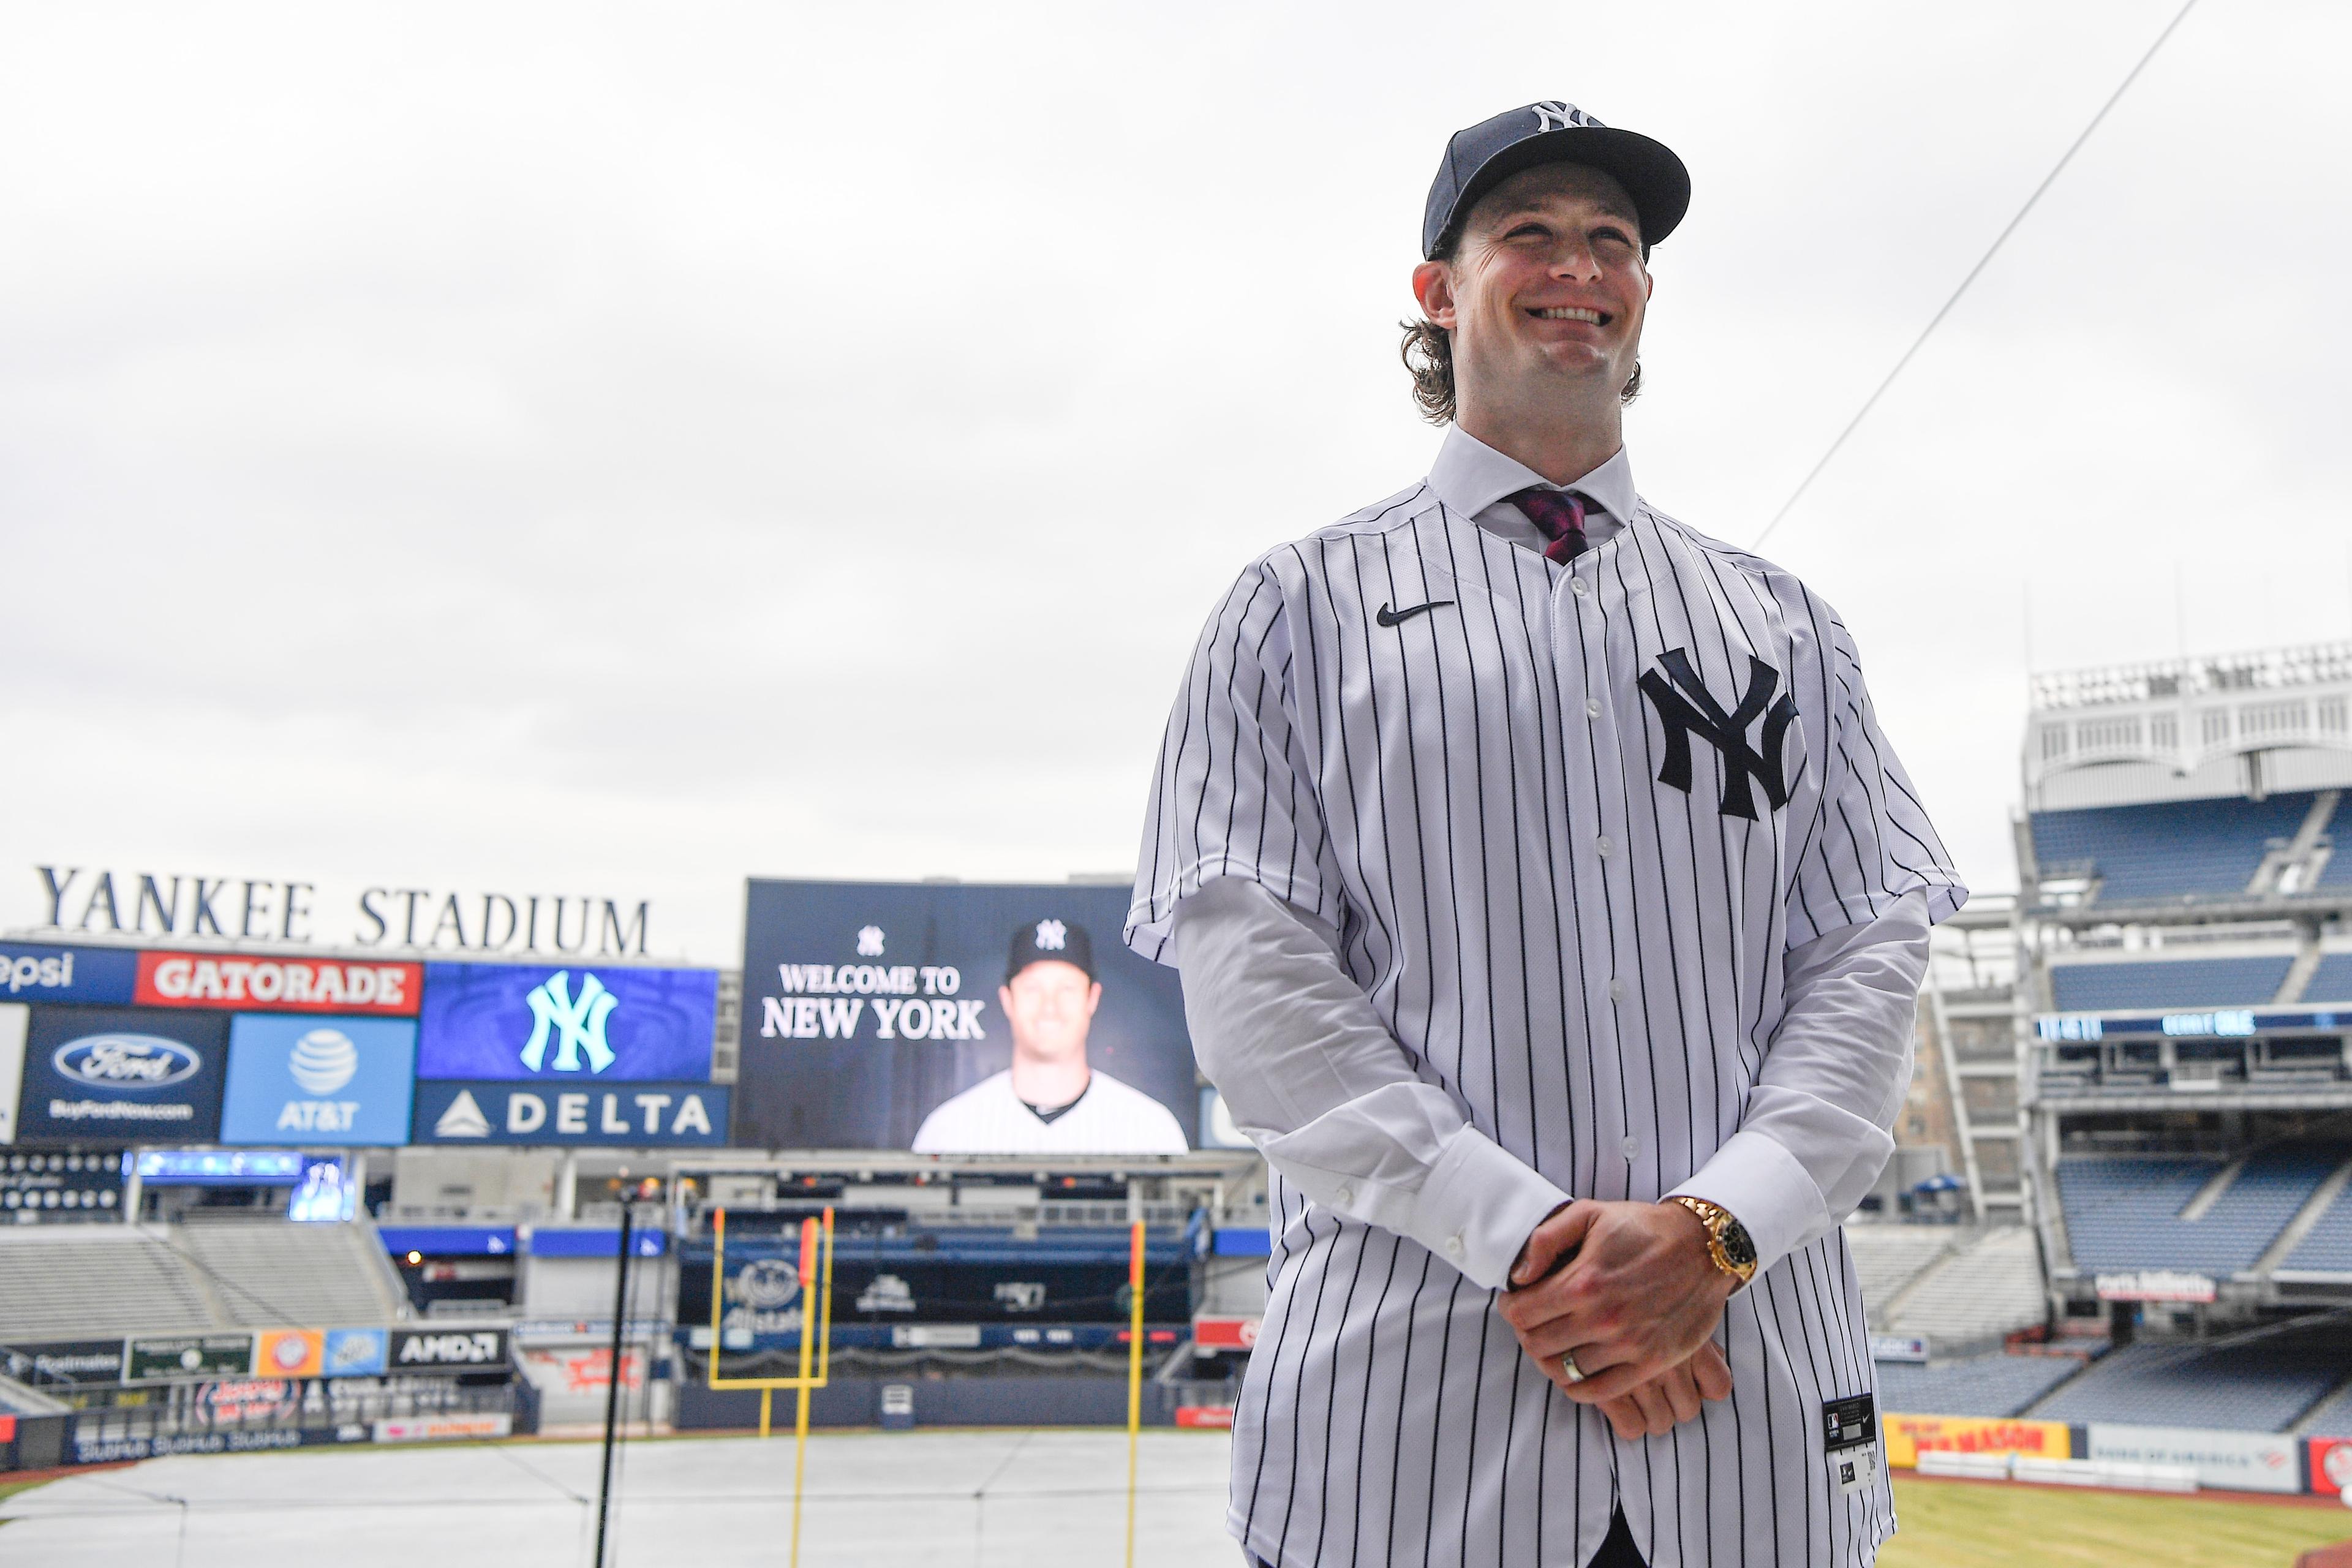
[{"left": 0, "top": 1428, "right": 1238, "bottom": 1568}]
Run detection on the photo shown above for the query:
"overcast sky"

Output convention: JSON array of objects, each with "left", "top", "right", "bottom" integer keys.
[{"left": 2, "top": 1, "right": 2343, "bottom": 964}]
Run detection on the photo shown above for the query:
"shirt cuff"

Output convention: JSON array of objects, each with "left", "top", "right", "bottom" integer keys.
[
  {"left": 1412, "top": 1129, "right": 1571, "bottom": 1292},
  {"left": 1667, "top": 1128, "right": 1826, "bottom": 1286}
]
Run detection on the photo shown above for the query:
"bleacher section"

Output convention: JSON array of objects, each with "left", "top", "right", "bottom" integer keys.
[
  {"left": 1875, "top": 1352, "right": 2084, "bottom": 1419},
  {"left": 1845, "top": 1226, "right": 1962, "bottom": 1317},
  {"left": 2047, "top": 956, "right": 2293, "bottom": 1012},
  {"left": 2029, "top": 1340, "right": 2345, "bottom": 1432},
  {"left": 1877, "top": 1227, "right": 2048, "bottom": 1348},
  {"left": 0, "top": 1226, "right": 220, "bottom": 1339},
  {"left": 2281, "top": 1182, "right": 2352, "bottom": 1273},
  {"left": 2030, "top": 792, "right": 2316, "bottom": 905},
  {"left": 2057, "top": 1149, "right": 2341, "bottom": 1274},
  {"left": 176, "top": 1217, "right": 407, "bottom": 1327},
  {"left": 2300, "top": 952, "right": 2352, "bottom": 1000},
  {"left": 0, "top": 1221, "right": 406, "bottom": 1341},
  {"left": 2296, "top": 1380, "right": 2352, "bottom": 1437}
]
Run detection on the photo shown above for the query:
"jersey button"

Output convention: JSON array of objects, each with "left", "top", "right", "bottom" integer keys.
[
  {"left": 1570, "top": 578, "right": 1591, "bottom": 598},
  {"left": 1444, "top": 1235, "right": 1465, "bottom": 1260},
  {"left": 1596, "top": 835, "right": 1613, "bottom": 858},
  {"left": 1585, "top": 698, "right": 1602, "bottom": 719},
  {"left": 1608, "top": 978, "right": 1625, "bottom": 1001},
  {"left": 1621, "top": 1136, "right": 1642, "bottom": 1161},
  {"left": 1336, "top": 1185, "right": 1355, "bottom": 1208}
]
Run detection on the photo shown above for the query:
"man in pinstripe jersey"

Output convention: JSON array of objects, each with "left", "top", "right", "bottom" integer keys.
[{"left": 1126, "top": 100, "right": 1966, "bottom": 1567}]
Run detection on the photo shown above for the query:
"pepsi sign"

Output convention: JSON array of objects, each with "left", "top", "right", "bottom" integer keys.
[
  {"left": 416, "top": 963, "right": 716, "bottom": 1083},
  {"left": 0, "top": 943, "right": 137, "bottom": 1006},
  {"left": 16, "top": 1008, "right": 227, "bottom": 1145}
]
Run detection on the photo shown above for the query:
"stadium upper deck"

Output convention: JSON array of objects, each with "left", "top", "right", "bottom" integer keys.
[{"left": 2017, "top": 641, "right": 2352, "bottom": 1323}]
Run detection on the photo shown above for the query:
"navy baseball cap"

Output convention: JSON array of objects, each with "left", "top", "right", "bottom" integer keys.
[
  {"left": 1423, "top": 100, "right": 1691, "bottom": 259},
  {"left": 1008, "top": 918, "right": 1095, "bottom": 982}
]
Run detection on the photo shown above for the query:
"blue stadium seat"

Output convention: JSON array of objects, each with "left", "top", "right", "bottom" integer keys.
[
  {"left": 2282, "top": 1181, "right": 2352, "bottom": 1274},
  {"left": 2030, "top": 793, "right": 2317, "bottom": 904},
  {"left": 2299, "top": 952, "right": 2352, "bottom": 1001},
  {"left": 2057, "top": 1148, "right": 2339, "bottom": 1273},
  {"left": 1873, "top": 1353, "right": 2086, "bottom": 1419},
  {"left": 2047, "top": 956, "right": 2292, "bottom": 1012},
  {"left": 2028, "top": 1341, "right": 2340, "bottom": 1431},
  {"left": 2299, "top": 1380, "right": 2352, "bottom": 1437}
]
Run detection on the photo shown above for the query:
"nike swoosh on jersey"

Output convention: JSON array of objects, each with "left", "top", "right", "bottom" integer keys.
[{"left": 1375, "top": 599, "right": 1455, "bottom": 627}]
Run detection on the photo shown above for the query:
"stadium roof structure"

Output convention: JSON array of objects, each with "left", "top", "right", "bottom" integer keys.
[{"left": 2026, "top": 639, "right": 2352, "bottom": 812}]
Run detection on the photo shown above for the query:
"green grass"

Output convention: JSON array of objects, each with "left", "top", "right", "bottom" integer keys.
[{"left": 1883, "top": 1476, "right": 2352, "bottom": 1567}]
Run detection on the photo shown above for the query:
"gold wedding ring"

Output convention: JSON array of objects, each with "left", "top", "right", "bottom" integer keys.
[{"left": 1559, "top": 1353, "right": 1586, "bottom": 1385}]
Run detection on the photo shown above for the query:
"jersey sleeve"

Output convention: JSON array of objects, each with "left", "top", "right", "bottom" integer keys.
[
  {"left": 1126, "top": 557, "right": 1349, "bottom": 965},
  {"left": 1784, "top": 615, "right": 1969, "bottom": 945}
]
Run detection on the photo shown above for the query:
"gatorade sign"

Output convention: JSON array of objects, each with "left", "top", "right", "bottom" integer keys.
[{"left": 137, "top": 952, "right": 421, "bottom": 1016}]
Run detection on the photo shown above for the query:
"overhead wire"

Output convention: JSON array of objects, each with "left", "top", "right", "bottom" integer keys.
[{"left": 1750, "top": 0, "right": 2203, "bottom": 551}]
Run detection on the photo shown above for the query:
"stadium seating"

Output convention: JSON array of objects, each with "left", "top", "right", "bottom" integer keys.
[
  {"left": 2299, "top": 952, "right": 2352, "bottom": 1001},
  {"left": 175, "top": 1215, "right": 408, "bottom": 1327},
  {"left": 2296, "top": 1380, "right": 2352, "bottom": 1437},
  {"left": 2046, "top": 956, "right": 2293, "bottom": 1012},
  {"left": 0, "top": 1226, "right": 219, "bottom": 1338},
  {"left": 2029, "top": 1340, "right": 2343, "bottom": 1431},
  {"left": 1877, "top": 1227, "right": 2048, "bottom": 1349},
  {"left": 2280, "top": 1182, "right": 2352, "bottom": 1273},
  {"left": 2029, "top": 793, "right": 2317, "bottom": 904},
  {"left": 1845, "top": 1226, "right": 1962, "bottom": 1316},
  {"left": 1874, "top": 1352, "right": 2086, "bottom": 1419},
  {"left": 2057, "top": 1149, "right": 2340, "bottom": 1273}
]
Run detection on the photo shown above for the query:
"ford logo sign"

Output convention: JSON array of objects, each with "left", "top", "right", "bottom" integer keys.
[{"left": 53, "top": 1034, "right": 202, "bottom": 1088}]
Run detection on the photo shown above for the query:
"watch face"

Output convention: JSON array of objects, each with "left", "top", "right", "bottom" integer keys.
[{"left": 1721, "top": 1219, "right": 1758, "bottom": 1272}]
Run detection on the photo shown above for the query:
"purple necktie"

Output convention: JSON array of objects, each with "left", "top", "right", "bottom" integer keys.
[{"left": 1510, "top": 487, "right": 1590, "bottom": 564}]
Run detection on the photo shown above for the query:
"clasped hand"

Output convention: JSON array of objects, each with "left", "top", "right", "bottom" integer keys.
[{"left": 1498, "top": 1200, "right": 1736, "bottom": 1441}]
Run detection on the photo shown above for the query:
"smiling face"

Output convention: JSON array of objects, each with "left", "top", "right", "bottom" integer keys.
[
  {"left": 1412, "top": 162, "right": 1653, "bottom": 425},
  {"left": 998, "top": 960, "right": 1100, "bottom": 1067}
]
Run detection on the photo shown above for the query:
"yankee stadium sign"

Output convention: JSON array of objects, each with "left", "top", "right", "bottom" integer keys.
[{"left": 28, "top": 865, "right": 653, "bottom": 957}]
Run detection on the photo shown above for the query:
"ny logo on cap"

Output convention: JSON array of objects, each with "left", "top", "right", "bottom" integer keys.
[
  {"left": 1035, "top": 919, "right": 1068, "bottom": 951},
  {"left": 1531, "top": 102, "right": 1604, "bottom": 132},
  {"left": 1638, "top": 649, "right": 1797, "bottom": 820}
]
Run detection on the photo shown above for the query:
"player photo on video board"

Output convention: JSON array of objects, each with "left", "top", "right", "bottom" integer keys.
[{"left": 733, "top": 880, "right": 1193, "bottom": 1153}]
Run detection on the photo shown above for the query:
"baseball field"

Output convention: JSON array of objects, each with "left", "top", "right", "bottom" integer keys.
[{"left": 1882, "top": 1475, "right": 2351, "bottom": 1567}]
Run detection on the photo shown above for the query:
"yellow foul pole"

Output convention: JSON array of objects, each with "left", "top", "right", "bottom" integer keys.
[
  {"left": 1125, "top": 1218, "right": 1145, "bottom": 1568},
  {"left": 791, "top": 1215, "right": 818, "bottom": 1568}
]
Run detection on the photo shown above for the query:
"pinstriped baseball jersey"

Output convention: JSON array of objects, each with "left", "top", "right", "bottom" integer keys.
[{"left": 1126, "top": 475, "right": 1963, "bottom": 1567}]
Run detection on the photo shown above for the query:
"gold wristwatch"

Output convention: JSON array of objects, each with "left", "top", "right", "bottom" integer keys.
[{"left": 1667, "top": 1196, "right": 1759, "bottom": 1286}]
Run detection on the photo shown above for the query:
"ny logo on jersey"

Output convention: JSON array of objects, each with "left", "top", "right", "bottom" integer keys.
[
  {"left": 1637, "top": 648, "right": 1797, "bottom": 820},
  {"left": 520, "top": 970, "right": 618, "bottom": 1073},
  {"left": 1530, "top": 101, "right": 1603, "bottom": 133},
  {"left": 1034, "top": 919, "right": 1067, "bottom": 950}
]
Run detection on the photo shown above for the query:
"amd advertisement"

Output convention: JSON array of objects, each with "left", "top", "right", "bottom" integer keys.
[{"left": 734, "top": 880, "right": 1196, "bottom": 1152}]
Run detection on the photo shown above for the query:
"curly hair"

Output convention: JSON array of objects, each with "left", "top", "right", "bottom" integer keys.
[{"left": 1400, "top": 316, "right": 1642, "bottom": 425}]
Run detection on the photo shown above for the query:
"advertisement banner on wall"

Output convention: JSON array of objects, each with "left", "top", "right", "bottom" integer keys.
[
  {"left": 124, "top": 1334, "right": 255, "bottom": 1385},
  {"left": 0, "top": 943, "right": 138, "bottom": 1007},
  {"left": 254, "top": 1329, "right": 325, "bottom": 1380},
  {"left": 219, "top": 1015, "right": 417, "bottom": 1145},
  {"left": 417, "top": 963, "right": 716, "bottom": 1083},
  {"left": 1, "top": 1150, "right": 126, "bottom": 1218},
  {"left": 410, "top": 1080, "right": 726, "bottom": 1147},
  {"left": 388, "top": 1327, "right": 510, "bottom": 1371},
  {"left": 323, "top": 1327, "right": 389, "bottom": 1378},
  {"left": 16, "top": 1008, "right": 230, "bottom": 1146},
  {"left": 1882, "top": 1414, "right": 2070, "bottom": 1468},
  {"left": 1, "top": 1338, "right": 126, "bottom": 1386},
  {"left": 374, "top": 1413, "right": 514, "bottom": 1443},
  {"left": 135, "top": 952, "right": 422, "bottom": 1016},
  {"left": 2086, "top": 1423, "right": 2302, "bottom": 1494},
  {"left": 0, "top": 1003, "right": 23, "bottom": 1144},
  {"left": 734, "top": 880, "right": 1196, "bottom": 1152},
  {"left": 2310, "top": 1437, "right": 2352, "bottom": 1497}
]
